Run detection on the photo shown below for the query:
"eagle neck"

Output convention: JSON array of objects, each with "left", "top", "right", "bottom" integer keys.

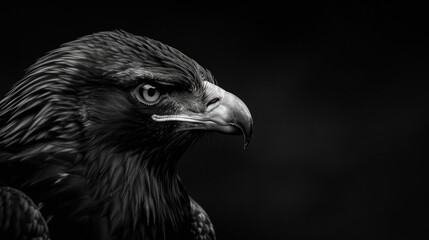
[{"left": 83, "top": 145, "right": 191, "bottom": 238}]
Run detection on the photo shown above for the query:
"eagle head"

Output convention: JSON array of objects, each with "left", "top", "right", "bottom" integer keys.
[{"left": 0, "top": 30, "right": 252, "bottom": 159}]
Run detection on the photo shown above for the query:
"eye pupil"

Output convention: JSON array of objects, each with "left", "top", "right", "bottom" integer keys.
[{"left": 147, "top": 87, "right": 155, "bottom": 97}]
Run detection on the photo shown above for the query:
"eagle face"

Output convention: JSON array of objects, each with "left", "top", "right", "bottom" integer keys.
[
  {"left": 1, "top": 30, "right": 252, "bottom": 161},
  {"left": 35, "top": 30, "right": 252, "bottom": 155}
]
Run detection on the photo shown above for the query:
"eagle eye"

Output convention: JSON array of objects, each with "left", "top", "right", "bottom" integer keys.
[{"left": 134, "top": 83, "right": 163, "bottom": 105}]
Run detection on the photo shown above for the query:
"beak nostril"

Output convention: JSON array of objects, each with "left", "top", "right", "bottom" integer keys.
[{"left": 206, "top": 98, "right": 220, "bottom": 107}]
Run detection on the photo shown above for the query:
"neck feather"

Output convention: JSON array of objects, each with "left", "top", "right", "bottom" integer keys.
[{"left": 83, "top": 145, "right": 190, "bottom": 237}]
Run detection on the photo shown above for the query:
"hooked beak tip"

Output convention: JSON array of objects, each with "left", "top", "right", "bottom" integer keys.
[{"left": 234, "top": 116, "right": 253, "bottom": 149}]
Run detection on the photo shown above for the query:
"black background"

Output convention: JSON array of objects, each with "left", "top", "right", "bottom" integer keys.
[{"left": 1, "top": 3, "right": 427, "bottom": 239}]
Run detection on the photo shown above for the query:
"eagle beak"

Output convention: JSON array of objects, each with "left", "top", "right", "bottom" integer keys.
[{"left": 152, "top": 81, "right": 253, "bottom": 148}]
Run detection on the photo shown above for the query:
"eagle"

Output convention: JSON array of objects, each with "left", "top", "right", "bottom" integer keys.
[{"left": 0, "top": 30, "right": 252, "bottom": 240}]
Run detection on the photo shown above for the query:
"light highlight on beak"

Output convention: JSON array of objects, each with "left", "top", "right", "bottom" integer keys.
[{"left": 152, "top": 81, "right": 253, "bottom": 148}]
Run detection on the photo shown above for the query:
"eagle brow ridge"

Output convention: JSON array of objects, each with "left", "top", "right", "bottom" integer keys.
[{"left": 116, "top": 68, "right": 184, "bottom": 87}]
